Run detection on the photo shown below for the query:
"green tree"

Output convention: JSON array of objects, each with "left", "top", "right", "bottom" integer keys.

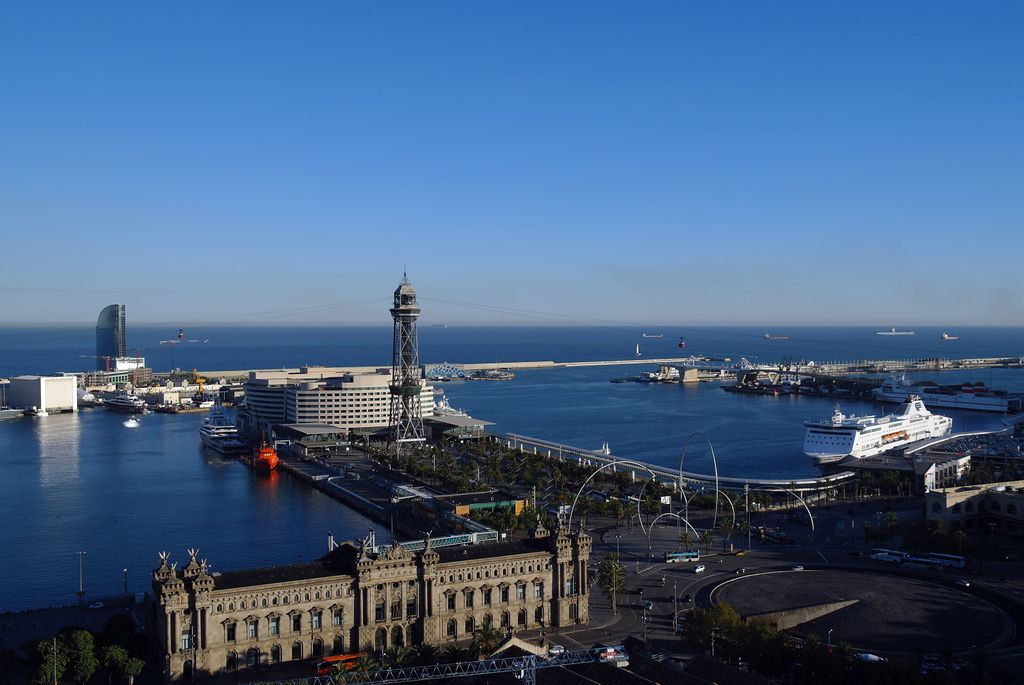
[
  {"left": 699, "top": 529, "right": 715, "bottom": 555},
  {"left": 414, "top": 643, "right": 438, "bottom": 665},
  {"left": 595, "top": 552, "right": 626, "bottom": 614},
  {"left": 33, "top": 638, "right": 68, "bottom": 685},
  {"left": 383, "top": 646, "right": 412, "bottom": 667},
  {"left": 443, "top": 643, "right": 467, "bottom": 663},
  {"left": 67, "top": 630, "right": 99, "bottom": 684},
  {"left": 471, "top": 624, "right": 503, "bottom": 657},
  {"left": 103, "top": 645, "right": 128, "bottom": 683}
]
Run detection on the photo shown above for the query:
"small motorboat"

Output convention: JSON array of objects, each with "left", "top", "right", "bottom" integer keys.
[{"left": 123, "top": 417, "right": 140, "bottom": 428}]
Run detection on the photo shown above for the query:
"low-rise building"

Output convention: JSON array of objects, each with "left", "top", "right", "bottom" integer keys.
[
  {"left": 925, "top": 479, "right": 1024, "bottom": 533},
  {"left": 4, "top": 375, "right": 78, "bottom": 413},
  {"left": 152, "top": 525, "right": 591, "bottom": 680}
]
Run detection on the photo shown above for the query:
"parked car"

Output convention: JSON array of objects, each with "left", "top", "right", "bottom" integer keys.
[
  {"left": 548, "top": 644, "right": 566, "bottom": 656},
  {"left": 694, "top": 564, "right": 706, "bottom": 574}
]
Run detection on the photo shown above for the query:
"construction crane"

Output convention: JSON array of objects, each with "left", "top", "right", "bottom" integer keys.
[
  {"left": 79, "top": 355, "right": 116, "bottom": 372},
  {"left": 159, "top": 329, "right": 209, "bottom": 372}
]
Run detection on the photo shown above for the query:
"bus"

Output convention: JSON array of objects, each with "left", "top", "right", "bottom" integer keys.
[
  {"left": 665, "top": 550, "right": 701, "bottom": 563},
  {"left": 315, "top": 652, "right": 366, "bottom": 675},
  {"left": 903, "top": 557, "right": 944, "bottom": 571},
  {"left": 926, "top": 553, "right": 966, "bottom": 569},
  {"left": 870, "top": 548, "right": 909, "bottom": 559}
]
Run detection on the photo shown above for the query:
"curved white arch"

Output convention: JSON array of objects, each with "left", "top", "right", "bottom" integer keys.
[
  {"left": 648, "top": 511, "right": 702, "bottom": 544},
  {"left": 781, "top": 489, "right": 816, "bottom": 534},
  {"left": 679, "top": 432, "right": 721, "bottom": 531},
  {"left": 567, "top": 459, "right": 659, "bottom": 534}
]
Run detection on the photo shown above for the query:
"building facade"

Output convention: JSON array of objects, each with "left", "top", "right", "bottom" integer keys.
[
  {"left": 5, "top": 375, "right": 78, "bottom": 413},
  {"left": 241, "top": 367, "right": 433, "bottom": 437},
  {"left": 152, "top": 526, "right": 591, "bottom": 680},
  {"left": 96, "top": 304, "right": 127, "bottom": 368},
  {"left": 925, "top": 479, "right": 1024, "bottom": 533}
]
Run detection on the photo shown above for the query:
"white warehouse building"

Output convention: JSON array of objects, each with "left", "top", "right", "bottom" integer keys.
[{"left": 5, "top": 375, "right": 78, "bottom": 414}]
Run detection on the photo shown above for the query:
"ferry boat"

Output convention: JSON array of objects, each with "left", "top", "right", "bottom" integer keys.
[
  {"left": 199, "top": 406, "right": 248, "bottom": 454},
  {"left": 941, "top": 333, "right": 960, "bottom": 341},
  {"left": 874, "top": 377, "right": 1021, "bottom": 413},
  {"left": 104, "top": 392, "right": 147, "bottom": 413},
  {"left": 641, "top": 333, "right": 663, "bottom": 338},
  {"left": 875, "top": 327, "right": 915, "bottom": 336},
  {"left": 433, "top": 392, "right": 469, "bottom": 417},
  {"left": 803, "top": 395, "right": 952, "bottom": 465},
  {"left": 763, "top": 333, "right": 791, "bottom": 340}
]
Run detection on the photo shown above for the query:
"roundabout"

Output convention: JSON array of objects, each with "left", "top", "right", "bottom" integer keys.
[{"left": 708, "top": 568, "right": 1014, "bottom": 654}]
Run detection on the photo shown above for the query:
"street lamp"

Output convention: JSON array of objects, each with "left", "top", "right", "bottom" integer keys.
[
  {"left": 673, "top": 580, "right": 679, "bottom": 635},
  {"left": 827, "top": 628, "right": 834, "bottom": 646},
  {"left": 616, "top": 534, "right": 621, "bottom": 557},
  {"left": 76, "top": 551, "right": 86, "bottom": 604}
]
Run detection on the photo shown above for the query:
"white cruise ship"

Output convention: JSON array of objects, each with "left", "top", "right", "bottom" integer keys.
[
  {"left": 199, "top": 406, "right": 247, "bottom": 454},
  {"left": 874, "top": 377, "right": 1021, "bottom": 413},
  {"left": 104, "top": 391, "right": 147, "bottom": 413},
  {"left": 803, "top": 396, "right": 952, "bottom": 465}
]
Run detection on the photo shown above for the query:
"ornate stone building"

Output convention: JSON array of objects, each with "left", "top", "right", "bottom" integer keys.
[{"left": 152, "top": 525, "right": 591, "bottom": 680}]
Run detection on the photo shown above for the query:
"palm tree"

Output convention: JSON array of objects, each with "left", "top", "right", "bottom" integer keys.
[
  {"left": 443, "top": 643, "right": 466, "bottom": 663},
  {"left": 345, "top": 654, "right": 377, "bottom": 677},
  {"left": 700, "top": 529, "right": 715, "bottom": 555},
  {"left": 383, "top": 646, "right": 412, "bottom": 667},
  {"left": 414, "top": 643, "right": 438, "bottom": 666},
  {"left": 951, "top": 529, "right": 968, "bottom": 555},
  {"left": 472, "top": 624, "right": 503, "bottom": 657},
  {"left": 595, "top": 552, "right": 626, "bottom": 614},
  {"left": 679, "top": 529, "right": 693, "bottom": 551}
]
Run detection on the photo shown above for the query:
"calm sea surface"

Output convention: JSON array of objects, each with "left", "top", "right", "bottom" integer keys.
[{"left": 1, "top": 325, "right": 1022, "bottom": 611}]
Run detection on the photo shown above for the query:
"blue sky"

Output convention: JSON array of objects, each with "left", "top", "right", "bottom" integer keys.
[{"left": 1, "top": 2, "right": 1021, "bottom": 325}]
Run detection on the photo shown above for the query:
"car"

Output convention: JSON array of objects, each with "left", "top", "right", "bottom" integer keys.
[
  {"left": 642, "top": 600, "right": 654, "bottom": 611},
  {"left": 548, "top": 644, "right": 566, "bottom": 657},
  {"left": 693, "top": 564, "right": 706, "bottom": 574},
  {"left": 791, "top": 565, "right": 804, "bottom": 571},
  {"left": 735, "top": 567, "right": 747, "bottom": 574},
  {"left": 955, "top": 579, "right": 971, "bottom": 588},
  {"left": 88, "top": 601, "right": 104, "bottom": 609}
]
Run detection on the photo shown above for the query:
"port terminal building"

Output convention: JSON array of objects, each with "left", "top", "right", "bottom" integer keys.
[
  {"left": 239, "top": 366, "right": 434, "bottom": 437},
  {"left": 152, "top": 524, "right": 591, "bottom": 680},
  {"left": 926, "top": 479, "right": 1024, "bottom": 535}
]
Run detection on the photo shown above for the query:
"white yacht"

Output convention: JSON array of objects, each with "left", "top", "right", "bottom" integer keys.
[
  {"left": 104, "top": 392, "right": 147, "bottom": 413},
  {"left": 199, "top": 406, "right": 247, "bottom": 454},
  {"left": 874, "top": 377, "right": 1021, "bottom": 413},
  {"left": 803, "top": 396, "right": 952, "bottom": 464},
  {"left": 875, "top": 327, "right": 915, "bottom": 336}
]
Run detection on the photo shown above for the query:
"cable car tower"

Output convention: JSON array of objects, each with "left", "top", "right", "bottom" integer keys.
[{"left": 389, "top": 273, "right": 425, "bottom": 449}]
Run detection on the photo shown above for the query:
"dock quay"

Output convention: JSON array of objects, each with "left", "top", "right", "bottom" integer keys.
[{"left": 501, "top": 434, "right": 856, "bottom": 493}]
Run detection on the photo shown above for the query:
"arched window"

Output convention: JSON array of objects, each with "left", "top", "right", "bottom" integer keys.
[
  {"left": 465, "top": 616, "right": 475, "bottom": 635},
  {"left": 501, "top": 611, "right": 510, "bottom": 628},
  {"left": 216, "top": 604, "right": 223, "bottom": 613},
  {"left": 272, "top": 596, "right": 278, "bottom": 606},
  {"left": 312, "top": 638, "right": 324, "bottom": 658},
  {"left": 291, "top": 641, "right": 303, "bottom": 661},
  {"left": 391, "top": 625, "right": 404, "bottom": 647},
  {"left": 246, "top": 648, "right": 260, "bottom": 667},
  {"left": 333, "top": 636, "right": 345, "bottom": 654},
  {"left": 535, "top": 606, "right": 544, "bottom": 623},
  {"left": 446, "top": 619, "right": 457, "bottom": 639},
  {"left": 270, "top": 644, "right": 281, "bottom": 664},
  {"left": 483, "top": 613, "right": 493, "bottom": 628},
  {"left": 262, "top": 598, "right": 268, "bottom": 608},
  {"left": 517, "top": 609, "right": 527, "bottom": 626},
  {"left": 375, "top": 627, "right": 387, "bottom": 652},
  {"left": 227, "top": 652, "right": 238, "bottom": 670}
]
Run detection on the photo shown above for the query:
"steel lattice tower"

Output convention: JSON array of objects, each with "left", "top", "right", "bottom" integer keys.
[{"left": 389, "top": 273, "right": 425, "bottom": 446}]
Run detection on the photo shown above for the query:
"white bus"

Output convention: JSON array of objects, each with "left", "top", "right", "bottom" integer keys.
[
  {"left": 871, "top": 548, "right": 909, "bottom": 559},
  {"left": 926, "top": 552, "right": 966, "bottom": 569}
]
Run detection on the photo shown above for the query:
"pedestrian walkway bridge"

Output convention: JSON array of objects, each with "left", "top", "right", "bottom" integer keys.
[{"left": 503, "top": 434, "right": 856, "bottom": 493}]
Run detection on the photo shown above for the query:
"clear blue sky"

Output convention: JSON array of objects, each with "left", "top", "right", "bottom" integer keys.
[{"left": 1, "top": 2, "right": 1021, "bottom": 325}]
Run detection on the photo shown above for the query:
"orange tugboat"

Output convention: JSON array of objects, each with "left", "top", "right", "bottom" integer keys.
[{"left": 249, "top": 435, "right": 279, "bottom": 473}]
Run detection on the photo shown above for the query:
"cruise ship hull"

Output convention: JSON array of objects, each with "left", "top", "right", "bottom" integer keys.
[{"left": 875, "top": 389, "right": 1016, "bottom": 413}]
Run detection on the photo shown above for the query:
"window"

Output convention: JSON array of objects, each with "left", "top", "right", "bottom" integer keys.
[
  {"left": 517, "top": 609, "right": 526, "bottom": 626},
  {"left": 270, "top": 617, "right": 280, "bottom": 636},
  {"left": 333, "top": 608, "right": 343, "bottom": 627},
  {"left": 181, "top": 630, "right": 193, "bottom": 650},
  {"left": 247, "top": 621, "right": 258, "bottom": 640},
  {"left": 292, "top": 614, "right": 302, "bottom": 632},
  {"left": 375, "top": 601, "right": 386, "bottom": 622},
  {"left": 516, "top": 584, "right": 526, "bottom": 601},
  {"left": 500, "top": 586, "right": 509, "bottom": 603},
  {"left": 447, "top": 619, "right": 457, "bottom": 638},
  {"left": 534, "top": 582, "right": 544, "bottom": 599},
  {"left": 465, "top": 590, "right": 474, "bottom": 609},
  {"left": 535, "top": 606, "right": 544, "bottom": 623},
  {"left": 465, "top": 616, "right": 474, "bottom": 634},
  {"left": 447, "top": 593, "right": 456, "bottom": 611},
  {"left": 270, "top": 644, "right": 281, "bottom": 663},
  {"left": 391, "top": 603, "right": 401, "bottom": 620},
  {"left": 227, "top": 651, "right": 238, "bottom": 670},
  {"left": 291, "top": 641, "right": 303, "bottom": 660},
  {"left": 483, "top": 588, "right": 492, "bottom": 606},
  {"left": 501, "top": 611, "right": 510, "bottom": 628},
  {"left": 226, "top": 623, "right": 236, "bottom": 642},
  {"left": 312, "top": 611, "right": 322, "bottom": 630},
  {"left": 406, "top": 597, "right": 416, "bottom": 618}
]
